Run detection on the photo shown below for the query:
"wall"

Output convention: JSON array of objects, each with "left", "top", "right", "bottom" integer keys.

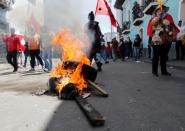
[{"left": 122, "top": 0, "right": 180, "bottom": 49}]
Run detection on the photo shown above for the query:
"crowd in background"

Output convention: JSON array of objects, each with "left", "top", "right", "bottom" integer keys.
[
  {"left": 1, "top": 27, "right": 53, "bottom": 73},
  {"left": 1, "top": 10, "right": 185, "bottom": 75},
  {"left": 100, "top": 34, "right": 142, "bottom": 63}
]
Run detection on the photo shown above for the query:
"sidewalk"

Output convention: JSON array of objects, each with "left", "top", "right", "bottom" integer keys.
[
  {"left": 142, "top": 57, "right": 185, "bottom": 71},
  {"left": 0, "top": 63, "right": 12, "bottom": 71},
  {"left": 0, "top": 59, "right": 60, "bottom": 72},
  {"left": 1, "top": 59, "right": 185, "bottom": 130}
]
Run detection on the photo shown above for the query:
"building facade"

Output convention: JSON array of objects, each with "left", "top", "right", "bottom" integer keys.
[
  {"left": 0, "top": 0, "right": 14, "bottom": 62},
  {"left": 115, "top": 0, "right": 184, "bottom": 56}
]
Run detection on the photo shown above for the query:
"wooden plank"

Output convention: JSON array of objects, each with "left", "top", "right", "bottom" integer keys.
[
  {"left": 87, "top": 80, "right": 109, "bottom": 97},
  {"left": 75, "top": 96, "right": 105, "bottom": 126}
]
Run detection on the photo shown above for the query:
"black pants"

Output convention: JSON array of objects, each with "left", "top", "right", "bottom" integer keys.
[
  {"left": 128, "top": 46, "right": 133, "bottom": 57},
  {"left": 148, "top": 45, "right": 152, "bottom": 58},
  {"left": 148, "top": 37, "right": 152, "bottom": 58},
  {"left": 30, "top": 50, "right": 43, "bottom": 69},
  {"left": 176, "top": 40, "right": 185, "bottom": 60},
  {"left": 24, "top": 52, "right": 29, "bottom": 67},
  {"left": 120, "top": 45, "right": 125, "bottom": 60},
  {"left": 152, "top": 44, "right": 169, "bottom": 74},
  {"left": 6, "top": 51, "right": 18, "bottom": 70}
]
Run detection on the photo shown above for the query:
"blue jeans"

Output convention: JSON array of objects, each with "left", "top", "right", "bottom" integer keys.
[
  {"left": 133, "top": 47, "right": 140, "bottom": 61},
  {"left": 42, "top": 48, "right": 52, "bottom": 71},
  {"left": 112, "top": 48, "right": 118, "bottom": 61},
  {"left": 100, "top": 49, "right": 108, "bottom": 62}
]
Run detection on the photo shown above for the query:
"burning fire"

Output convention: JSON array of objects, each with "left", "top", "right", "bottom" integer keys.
[
  {"left": 51, "top": 28, "right": 90, "bottom": 93},
  {"left": 157, "top": 0, "right": 163, "bottom": 11}
]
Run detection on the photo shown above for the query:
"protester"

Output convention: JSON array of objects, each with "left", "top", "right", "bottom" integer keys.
[
  {"left": 86, "top": 11, "right": 103, "bottom": 72},
  {"left": 2, "top": 28, "right": 22, "bottom": 72},
  {"left": 133, "top": 34, "right": 142, "bottom": 62},
  {"left": 149, "top": 5, "right": 180, "bottom": 77},
  {"left": 148, "top": 37, "right": 152, "bottom": 59},
  {"left": 148, "top": 15, "right": 155, "bottom": 59},
  {"left": 111, "top": 38, "right": 119, "bottom": 62},
  {"left": 23, "top": 41, "right": 30, "bottom": 67},
  {"left": 119, "top": 35, "right": 125, "bottom": 61},
  {"left": 177, "top": 21, "right": 185, "bottom": 60},
  {"left": 41, "top": 26, "right": 53, "bottom": 72},
  {"left": 124, "top": 39, "right": 129, "bottom": 59},
  {"left": 17, "top": 49, "right": 23, "bottom": 66},
  {"left": 176, "top": 20, "right": 183, "bottom": 60},
  {"left": 106, "top": 42, "right": 112, "bottom": 59},
  {"left": 127, "top": 37, "right": 133, "bottom": 58},
  {"left": 180, "top": 34, "right": 185, "bottom": 60},
  {"left": 100, "top": 35, "right": 109, "bottom": 64},
  {"left": 26, "top": 32, "right": 45, "bottom": 72}
]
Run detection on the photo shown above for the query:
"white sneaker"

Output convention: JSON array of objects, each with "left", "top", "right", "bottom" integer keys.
[
  {"left": 29, "top": 68, "right": 35, "bottom": 72},
  {"left": 136, "top": 60, "right": 141, "bottom": 63},
  {"left": 42, "top": 66, "right": 48, "bottom": 72}
]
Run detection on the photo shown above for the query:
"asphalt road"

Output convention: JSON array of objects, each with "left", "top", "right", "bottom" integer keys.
[{"left": 0, "top": 60, "right": 185, "bottom": 131}]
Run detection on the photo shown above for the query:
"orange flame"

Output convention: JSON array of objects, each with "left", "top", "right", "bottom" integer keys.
[
  {"left": 51, "top": 28, "right": 90, "bottom": 93},
  {"left": 157, "top": 0, "right": 163, "bottom": 11}
]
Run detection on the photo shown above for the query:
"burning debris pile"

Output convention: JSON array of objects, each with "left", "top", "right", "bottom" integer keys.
[
  {"left": 49, "top": 28, "right": 97, "bottom": 98},
  {"left": 48, "top": 28, "right": 108, "bottom": 126}
]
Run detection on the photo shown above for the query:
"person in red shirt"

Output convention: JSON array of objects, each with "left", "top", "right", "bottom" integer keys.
[{"left": 2, "top": 28, "right": 21, "bottom": 72}]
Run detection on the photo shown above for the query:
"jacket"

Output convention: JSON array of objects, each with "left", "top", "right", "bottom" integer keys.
[{"left": 2, "top": 35, "right": 22, "bottom": 52}]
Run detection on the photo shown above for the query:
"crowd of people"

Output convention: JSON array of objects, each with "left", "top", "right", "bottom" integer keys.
[
  {"left": 86, "top": 11, "right": 143, "bottom": 73},
  {"left": 86, "top": 3, "right": 185, "bottom": 77},
  {"left": 1, "top": 27, "right": 53, "bottom": 73},
  {"left": 1, "top": 5, "right": 185, "bottom": 78}
]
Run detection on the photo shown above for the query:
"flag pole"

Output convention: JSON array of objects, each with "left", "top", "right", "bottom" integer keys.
[{"left": 108, "top": 0, "right": 113, "bottom": 40}]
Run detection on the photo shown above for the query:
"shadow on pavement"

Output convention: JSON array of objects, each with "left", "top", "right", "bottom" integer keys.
[
  {"left": 20, "top": 71, "right": 47, "bottom": 76},
  {"left": 0, "top": 71, "right": 15, "bottom": 76},
  {"left": 43, "top": 98, "right": 107, "bottom": 131}
]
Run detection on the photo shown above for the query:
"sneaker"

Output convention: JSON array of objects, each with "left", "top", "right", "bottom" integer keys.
[
  {"left": 29, "top": 68, "right": 35, "bottom": 72},
  {"left": 105, "top": 61, "right": 109, "bottom": 64},
  {"left": 42, "top": 66, "right": 48, "bottom": 72}
]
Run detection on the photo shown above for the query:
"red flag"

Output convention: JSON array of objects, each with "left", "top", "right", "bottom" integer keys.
[
  {"left": 95, "top": 0, "right": 109, "bottom": 15},
  {"left": 95, "top": 0, "right": 117, "bottom": 27},
  {"left": 26, "top": 13, "right": 40, "bottom": 33}
]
